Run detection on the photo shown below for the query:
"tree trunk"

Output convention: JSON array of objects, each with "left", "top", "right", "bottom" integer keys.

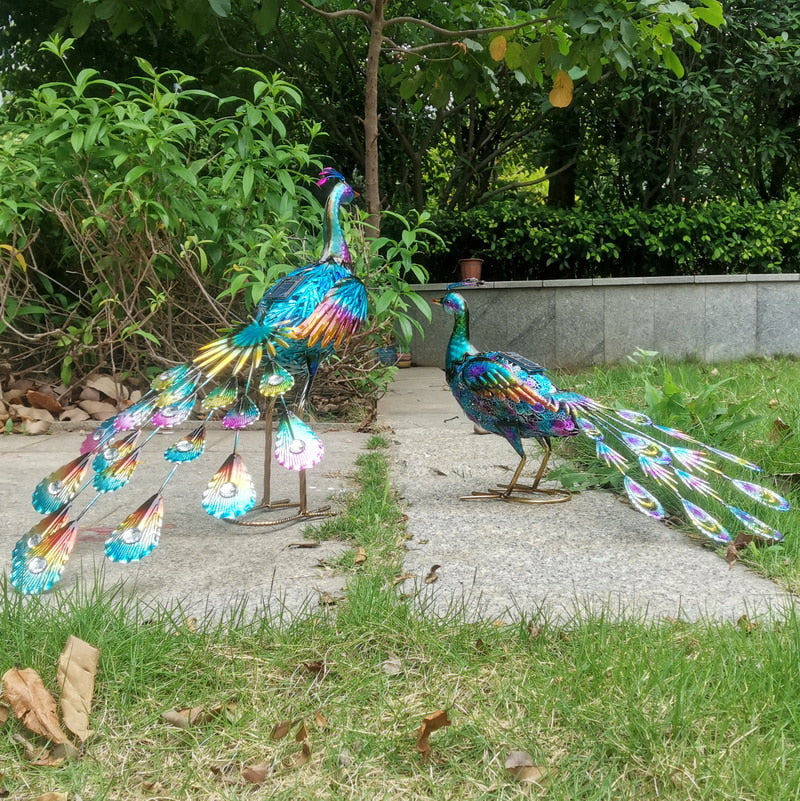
[{"left": 363, "top": 0, "right": 385, "bottom": 236}]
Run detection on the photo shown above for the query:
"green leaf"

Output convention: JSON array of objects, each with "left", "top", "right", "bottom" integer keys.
[
  {"left": 662, "top": 47, "right": 685, "bottom": 78},
  {"left": 253, "top": 0, "right": 279, "bottom": 34},
  {"left": 504, "top": 41, "right": 524, "bottom": 71},
  {"left": 208, "top": 0, "right": 231, "bottom": 17},
  {"left": 70, "top": 129, "right": 84, "bottom": 153},
  {"left": 242, "top": 164, "right": 254, "bottom": 199},
  {"left": 693, "top": 1, "right": 724, "bottom": 28}
]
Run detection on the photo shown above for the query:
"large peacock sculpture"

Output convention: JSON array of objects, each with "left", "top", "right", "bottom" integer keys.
[
  {"left": 10, "top": 168, "right": 368, "bottom": 595},
  {"left": 435, "top": 289, "right": 790, "bottom": 545}
]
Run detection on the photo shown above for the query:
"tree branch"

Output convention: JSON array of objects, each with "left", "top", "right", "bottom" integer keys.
[
  {"left": 383, "top": 15, "right": 549, "bottom": 37},
  {"left": 476, "top": 160, "right": 577, "bottom": 205},
  {"left": 293, "top": 0, "right": 369, "bottom": 23}
]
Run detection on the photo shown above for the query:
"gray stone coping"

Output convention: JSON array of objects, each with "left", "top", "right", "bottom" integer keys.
[{"left": 418, "top": 273, "right": 800, "bottom": 290}]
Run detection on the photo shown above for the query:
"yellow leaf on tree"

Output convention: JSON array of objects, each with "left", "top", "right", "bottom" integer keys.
[
  {"left": 489, "top": 36, "right": 507, "bottom": 61},
  {"left": 549, "top": 69, "right": 574, "bottom": 108}
]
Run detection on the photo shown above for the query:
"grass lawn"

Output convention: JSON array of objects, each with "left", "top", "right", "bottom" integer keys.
[{"left": 2, "top": 357, "right": 800, "bottom": 800}]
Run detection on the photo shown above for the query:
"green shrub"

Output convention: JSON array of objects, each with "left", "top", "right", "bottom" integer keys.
[{"left": 423, "top": 194, "right": 800, "bottom": 282}]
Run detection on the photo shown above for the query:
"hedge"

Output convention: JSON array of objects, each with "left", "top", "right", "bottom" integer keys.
[{"left": 420, "top": 195, "right": 800, "bottom": 283}]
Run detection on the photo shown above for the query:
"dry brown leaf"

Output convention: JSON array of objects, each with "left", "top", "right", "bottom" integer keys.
[
  {"left": 505, "top": 750, "right": 552, "bottom": 785},
  {"left": 295, "top": 722, "right": 308, "bottom": 743},
  {"left": 382, "top": 656, "right": 403, "bottom": 675},
  {"left": 302, "top": 659, "right": 325, "bottom": 674},
  {"left": 416, "top": 709, "right": 451, "bottom": 759},
  {"left": 57, "top": 635, "right": 99, "bottom": 742},
  {"left": 314, "top": 711, "right": 328, "bottom": 730},
  {"left": 241, "top": 762, "right": 270, "bottom": 784},
  {"left": 26, "top": 390, "right": 63, "bottom": 415},
  {"left": 354, "top": 547, "right": 367, "bottom": 565},
  {"left": 282, "top": 739, "right": 311, "bottom": 769},
  {"left": 2, "top": 668, "right": 68, "bottom": 743},
  {"left": 0, "top": 701, "right": 9, "bottom": 725},
  {"left": 10, "top": 404, "right": 54, "bottom": 423},
  {"left": 423, "top": 565, "right": 441, "bottom": 584},
  {"left": 23, "top": 419, "right": 52, "bottom": 435},
  {"left": 318, "top": 592, "right": 339, "bottom": 606},
  {"left": 392, "top": 573, "right": 414, "bottom": 586},
  {"left": 770, "top": 417, "right": 792, "bottom": 441},
  {"left": 59, "top": 408, "right": 91, "bottom": 423},
  {"left": 287, "top": 541, "right": 321, "bottom": 549},
  {"left": 77, "top": 400, "right": 118, "bottom": 419},
  {"left": 271, "top": 720, "right": 293, "bottom": 740},
  {"left": 161, "top": 707, "right": 200, "bottom": 729},
  {"left": 85, "top": 374, "right": 128, "bottom": 400},
  {"left": 726, "top": 531, "right": 756, "bottom": 567},
  {"left": 210, "top": 763, "right": 239, "bottom": 784},
  {"left": 31, "top": 793, "right": 68, "bottom": 801}
]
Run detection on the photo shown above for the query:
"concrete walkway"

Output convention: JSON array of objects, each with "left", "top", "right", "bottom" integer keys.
[
  {"left": 0, "top": 366, "right": 796, "bottom": 622},
  {"left": 380, "top": 367, "right": 796, "bottom": 623}
]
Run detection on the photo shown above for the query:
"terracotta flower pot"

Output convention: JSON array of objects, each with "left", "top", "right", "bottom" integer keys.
[{"left": 459, "top": 258, "right": 483, "bottom": 281}]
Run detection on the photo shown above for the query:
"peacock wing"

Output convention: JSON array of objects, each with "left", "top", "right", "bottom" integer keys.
[
  {"left": 286, "top": 275, "right": 368, "bottom": 349},
  {"left": 459, "top": 354, "right": 559, "bottom": 412}
]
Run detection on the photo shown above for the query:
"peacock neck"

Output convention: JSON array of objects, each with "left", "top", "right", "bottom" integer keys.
[
  {"left": 319, "top": 183, "right": 351, "bottom": 265},
  {"left": 446, "top": 307, "right": 478, "bottom": 374}
]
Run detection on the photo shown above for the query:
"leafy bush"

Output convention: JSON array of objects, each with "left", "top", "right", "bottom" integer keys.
[
  {"left": 0, "top": 37, "right": 434, "bottom": 413},
  {"left": 423, "top": 194, "right": 800, "bottom": 282}
]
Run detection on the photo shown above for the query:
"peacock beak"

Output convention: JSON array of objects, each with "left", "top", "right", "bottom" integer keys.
[{"left": 431, "top": 298, "right": 442, "bottom": 306}]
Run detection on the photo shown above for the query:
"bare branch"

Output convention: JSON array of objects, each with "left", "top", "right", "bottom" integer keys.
[
  {"left": 383, "top": 15, "right": 549, "bottom": 37},
  {"left": 293, "top": 0, "right": 369, "bottom": 23},
  {"left": 476, "top": 160, "right": 578, "bottom": 204}
]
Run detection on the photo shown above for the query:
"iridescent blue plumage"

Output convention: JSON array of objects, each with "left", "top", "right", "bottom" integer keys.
[
  {"left": 10, "top": 169, "right": 368, "bottom": 594},
  {"left": 436, "top": 291, "right": 789, "bottom": 547}
]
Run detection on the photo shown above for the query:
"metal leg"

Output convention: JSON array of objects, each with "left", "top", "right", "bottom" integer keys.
[
  {"left": 224, "top": 396, "right": 334, "bottom": 528},
  {"left": 462, "top": 441, "right": 572, "bottom": 505}
]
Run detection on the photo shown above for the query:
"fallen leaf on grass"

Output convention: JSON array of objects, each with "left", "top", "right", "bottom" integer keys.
[
  {"left": 32, "top": 793, "right": 68, "bottom": 801},
  {"left": 505, "top": 750, "right": 553, "bottom": 785},
  {"left": 161, "top": 705, "right": 211, "bottom": 729},
  {"left": 769, "top": 417, "right": 792, "bottom": 441},
  {"left": 12, "top": 732, "right": 76, "bottom": 766},
  {"left": 314, "top": 712, "right": 328, "bottom": 730},
  {"left": 392, "top": 573, "right": 414, "bottom": 586},
  {"left": 210, "top": 763, "right": 239, "bottom": 784},
  {"left": 0, "top": 701, "right": 9, "bottom": 725},
  {"left": 302, "top": 659, "right": 325, "bottom": 674},
  {"left": 271, "top": 720, "right": 294, "bottom": 740},
  {"left": 382, "top": 656, "right": 403, "bottom": 675},
  {"left": 354, "top": 547, "right": 367, "bottom": 565},
  {"left": 416, "top": 709, "right": 451, "bottom": 759},
  {"left": 726, "top": 532, "right": 756, "bottom": 567},
  {"left": 241, "top": 762, "right": 270, "bottom": 784},
  {"left": 282, "top": 739, "right": 311, "bottom": 769},
  {"left": 2, "top": 668, "right": 68, "bottom": 743},
  {"left": 57, "top": 635, "right": 99, "bottom": 742},
  {"left": 424, "top": 565, "right": 441, "bottom": 584},
  {"left": 318, "top": 592, "right": 340, "bottom": 606}
]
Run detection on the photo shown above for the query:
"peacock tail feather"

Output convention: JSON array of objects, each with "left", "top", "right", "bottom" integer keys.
[{"left": 105, "top": 493, "right": 165, "bottom": 563}]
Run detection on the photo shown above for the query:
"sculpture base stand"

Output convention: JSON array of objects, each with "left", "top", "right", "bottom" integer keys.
[{"left": 461, "top": 486, "right": 572, "bottom": 504}]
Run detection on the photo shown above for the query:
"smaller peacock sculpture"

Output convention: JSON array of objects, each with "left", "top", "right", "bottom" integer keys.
[
  {"left": 10, "top": 168, "right": 368, "bottom": 595},
  {"left": 434, "top": 289, "right": 790, "bottom": 545}
]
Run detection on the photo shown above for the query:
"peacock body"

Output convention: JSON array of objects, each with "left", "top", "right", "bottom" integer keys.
[
  {"left": 436, "top": 290, "right": 789, "bottom": 545},
  {"left": 11, "top": 169, "right": 368, "bottom": 595}
]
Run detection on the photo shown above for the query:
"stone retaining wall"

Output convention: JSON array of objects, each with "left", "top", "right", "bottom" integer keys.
[{"left": 408, "top": 274, "right": 800, "bottom": 369}]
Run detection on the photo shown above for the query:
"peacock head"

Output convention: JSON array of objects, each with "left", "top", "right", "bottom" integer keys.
[
  {"left": 317, "top": 168, "right": 358, "bottom": 204},
  {"left": 432, "top": 292, "right": 468, "bottom": 315}
]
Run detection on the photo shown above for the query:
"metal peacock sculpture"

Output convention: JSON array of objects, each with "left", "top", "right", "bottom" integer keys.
[
  {"left": 10, "top": 168, "right": 368, "bottom": 595},
  {"left": 435, "top": 289, "right": 790, "bottom": 545}
]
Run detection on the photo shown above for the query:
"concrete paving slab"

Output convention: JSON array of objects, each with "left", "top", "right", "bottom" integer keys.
[
  {"left": 380, "top": 367, "right": 797, "bottom": 623},
  {"left": 0, "top": 426, "right": 370, "bottom": 618}
]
